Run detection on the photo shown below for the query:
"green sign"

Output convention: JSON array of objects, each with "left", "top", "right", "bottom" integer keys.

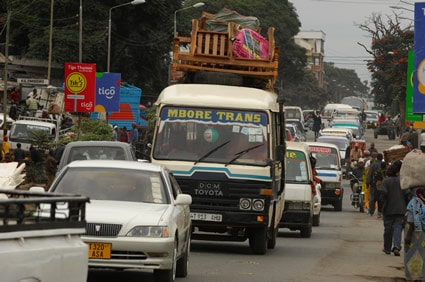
[{"left": 406, "top": 50, "right": 423, "bottom": 122}]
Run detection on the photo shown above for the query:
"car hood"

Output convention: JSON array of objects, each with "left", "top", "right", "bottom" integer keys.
[{"left": 85, "top": 200, "right": 170, "bottom": 225}]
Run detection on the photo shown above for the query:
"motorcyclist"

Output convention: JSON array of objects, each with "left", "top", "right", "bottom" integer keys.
[{"left": 350, "top": 158, "right": 365, "bottom": 195}]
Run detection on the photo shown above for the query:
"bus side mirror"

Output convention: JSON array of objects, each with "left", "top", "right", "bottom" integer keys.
[{"left": 276, "top": 145, "right": 285, "bottom": 162}]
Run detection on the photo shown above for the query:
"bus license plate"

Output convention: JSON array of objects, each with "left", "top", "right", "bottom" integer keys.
[
  {"left": 190, "top": 212, "right": 222, "bottom": 222},
  {"left": 88, "top": 242, "right": 112, "bottom": 259}
]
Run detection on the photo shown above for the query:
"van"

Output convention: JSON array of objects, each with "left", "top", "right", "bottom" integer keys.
[
  {"left": 279, "top": 142, "right": 316, "bottom": 238},
  {"left": 306, "top": 142, "right": 343, "bottom": 211},
  {"left": 321, "top": 103, "right": 352, "bottom": 127},
  {"left": 285, "top": 106, "right": 304, "bottom": 124}
]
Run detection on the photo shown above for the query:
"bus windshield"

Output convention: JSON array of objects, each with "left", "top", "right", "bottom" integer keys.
[{"left": 153, "top": 107, "right": 269, "bottom": 165}]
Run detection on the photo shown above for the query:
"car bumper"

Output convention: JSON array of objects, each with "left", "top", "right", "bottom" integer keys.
[
  {"left": 84, "top": 236, "right": 175, "bottom": 270},
  {"left": 279, "top": 209, "right": 311, "bottom": 228},
  {"left": 321, "top": 188, "right": 343, "bottom": 205}
]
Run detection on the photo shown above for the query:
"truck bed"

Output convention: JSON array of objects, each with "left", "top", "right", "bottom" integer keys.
[{"left": 0, "top": 189, "right": 89, "bottom": 282}]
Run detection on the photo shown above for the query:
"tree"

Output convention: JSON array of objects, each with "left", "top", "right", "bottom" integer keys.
[{"left": 358, "top": 14, "right": 413, "bottom": 129}]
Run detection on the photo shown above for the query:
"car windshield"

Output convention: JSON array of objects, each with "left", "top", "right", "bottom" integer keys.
[
  {"left": 285, "top": 149, "right": 309, "bottom": 183},
  {"left": 317, "top": 138, "right": 348, "bottom": 151},
  {"left": 153, "top": 107, "right": 269, "bottom": 165},
  {"left": 9, "top": 123, "right": 53, "bottom": 142},
  {"left": 52, "top": 167, "right": 168, "bottom": 204},
  {"left": 309, "top": 146, "right": 339, "bottom": 170},
  {"left": 65, "top": 146, "right": 127, "bottom": 164}
]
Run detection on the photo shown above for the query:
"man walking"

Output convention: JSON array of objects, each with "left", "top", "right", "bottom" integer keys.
[
  {"left": 367, "top": 153, "right": 384, "bottom": 217},
  {"left": 380, "top": 162, "right": 405, "bottom": 256}
]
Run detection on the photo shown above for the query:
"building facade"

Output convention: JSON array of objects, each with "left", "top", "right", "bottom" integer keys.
[{"left": 294, "top": 30, "right": 326, "bottom": 88}]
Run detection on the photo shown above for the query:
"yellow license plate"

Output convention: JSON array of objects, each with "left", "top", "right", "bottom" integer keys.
[{"left": 88, "top": 242, "right": 112, "bottom": 259}]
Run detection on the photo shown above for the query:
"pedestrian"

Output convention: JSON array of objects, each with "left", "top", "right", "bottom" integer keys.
[
  {"left": 380, "top": 162, "right": 405, "bottom": 256},
  {"left": 350, "top": 143, "right": 363, "bottom": 162},
  {"left": 404, "top": 187, "right": 425, "bottom": 281},
  {"left": 8, "top": 103, "right": 17, "bottom": 121},
  {"left": 45, "top": 149, "right": 57, "bottom": 190},
  {"left": 367, "top": 153, "right": 384, "bottom": 217},
  {"left": 26, "top": 95, "right": 39, "bottom": 117},
  {"left": 8, "top": 87, "right": 20, "bottom": 103},
  {"left": 362, "top": 151, "right": 372, "bottom": 211},
  {"left": 120, "top": 126, "right": 129, "bottom": 143},
  {"left": 47, "top": 102, "right": 61, "bottom": 120},
  {"left": 29, "top": 145, "right": 43, "bottom": 164},
  {"left": 420, "top": 129, "right": 425, "bottom": 153},
  {"left": 27, "top": 88, "right": 37, "bottom": 99},
  {"left": 312, "top": 110, "right": 321, "bottom": 141},
  {"left": 368, "top": 142, "right": 378, "bottom": 155},
  {"left": 13, "top": 143, "right": 25, "bottom": 163},
  {"left": 112, "top": 125, "right": 119, "bottom": 141},
  {"left": 130, "top": 122, "right": 139, "bottom": 145},
  {"left": 2, "top": 136, "right": 10, "bottom": 160}
]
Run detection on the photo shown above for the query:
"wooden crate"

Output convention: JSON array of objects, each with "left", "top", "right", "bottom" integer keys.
[{"left": 383, "top": 145, "right": 409, "bottom": 163}]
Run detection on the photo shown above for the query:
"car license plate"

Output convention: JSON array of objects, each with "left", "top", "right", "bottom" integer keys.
[
  {"left": 190, "top": 212, "right": 222, "bottom": 222},
  {"left": 87, "top": 242, "right": 112, "bottom": 259}
]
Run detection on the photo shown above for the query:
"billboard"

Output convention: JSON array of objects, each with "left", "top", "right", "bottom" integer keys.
[
  {"left": 64, "top": 63, "right": 96, "bottom": 112},
  {"left": 406, "top": 51, "right": 423, "bottom": 123},
  {"left": 95, "top": 72, "right": 121, "bottom": 112},
  {"left": 413, "top": 2, "right": 425, "bottom": 113}
]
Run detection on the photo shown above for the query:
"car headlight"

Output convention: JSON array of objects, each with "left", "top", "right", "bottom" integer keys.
[
  {"left": 126, "top": 226, "right": 170, "bottom": 238},
  {"left": 239, "top": 198, "right": 251, "bottom": 210},
  {"left": 287, "top": 201, "right": 310, "bottom": 210},
  {"left": 252, "top": 199, "right": 265, "bottom": 211}
]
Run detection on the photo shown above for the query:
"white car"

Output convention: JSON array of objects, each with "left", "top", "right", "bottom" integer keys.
[{"left": 48, "top": 160, "right": 192, "bottom": 282}]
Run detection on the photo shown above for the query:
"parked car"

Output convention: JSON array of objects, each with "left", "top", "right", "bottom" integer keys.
[
  {"left": 57, "top": 141, "right": 139, "bottom": 173},
  {"left": 49, "top": 160, "right": 192, "bottom": 282}
]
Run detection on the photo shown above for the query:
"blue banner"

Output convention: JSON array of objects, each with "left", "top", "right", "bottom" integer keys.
[
  {"left": 95, "top": 72, "right": 121, "bottom": 112},
  {"left": 414, "top": 3, "right": 425, "bottom": 113}
]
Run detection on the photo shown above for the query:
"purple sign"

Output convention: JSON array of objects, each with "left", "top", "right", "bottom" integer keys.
[
  {"left": 95, "top": 72, "right": 121, "bottom": 112},
  {"left": 414, "top": 3, "right": 425, "bottom": 113}
]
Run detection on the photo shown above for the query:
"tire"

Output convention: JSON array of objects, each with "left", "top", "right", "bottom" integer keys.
[
  {"left": 176, "top": 233, "right": 190, "bottom": 278},
  {"left": 300, "top": 224, "right": 312, "bottom": 238},
  {"left": 154, "top": 241, "right": 177, "bottom": 282},
  {"left": 313, "top": 213, "right": 320, "bottom": 227},
  {"left": 249, "top": 228, "right": 267, "bottom": 255},
  {"left": 359, "top": 195, "right": 365, "bottom": 213},
  {"left": 267, "top": 226, "right": 278, "bottom": 249},
  {"left": 334, "top": 198, "right": 343, "bottom": 211}
]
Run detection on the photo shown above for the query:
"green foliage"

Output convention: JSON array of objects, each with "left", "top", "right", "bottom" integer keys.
[{"left": 78, "top": 118, "right": 112, "bottom": 141}]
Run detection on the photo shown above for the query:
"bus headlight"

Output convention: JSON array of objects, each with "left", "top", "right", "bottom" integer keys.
[
  {"left": 239, "top": 198, "right": 251, "bottom": 210},
  {"left": 252, "top": 199, "right": 265, "bottom": 211}
]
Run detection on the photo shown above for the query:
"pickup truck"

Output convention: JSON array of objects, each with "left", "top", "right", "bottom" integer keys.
[
  {"left": 57, "top": 140, "right": 139, "bottom": 173},
  {"left": 0, "top": 189, "right": 89, "bottom": 282}
]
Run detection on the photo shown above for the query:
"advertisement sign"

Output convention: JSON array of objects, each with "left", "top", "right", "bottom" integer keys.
[
  {"left": 413, "top": 2, "right": 425, "bottom": 113},
  {"left": 95, "top": 72, "right": 121, "bottom": 112},
  {"left": 406, "top": 51, "right": 423, "bottom": 122},
  {"left": 64, "top": 63, "right": 96, "bottom": 112}
]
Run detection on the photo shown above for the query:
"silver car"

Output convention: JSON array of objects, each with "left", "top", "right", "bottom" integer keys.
[{"left": 49, "top": 160, "right": 192, "bottom": 282}]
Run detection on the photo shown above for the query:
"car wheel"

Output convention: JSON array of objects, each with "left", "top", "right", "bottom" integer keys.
[
  {"left": 176, "top": 233, "right": 190, "bottom": 278},
  {"left": 313, "top": 213, "right": 320, "bottom": 227},
  {"left": 249, "top": 227, "right": 267, "bottom": 255},
  {"left": 267, "top": 225, "right": 278, "bottom": 249},
  {"left": 154, "top": 241, "right": 177, "bottom": 282}
]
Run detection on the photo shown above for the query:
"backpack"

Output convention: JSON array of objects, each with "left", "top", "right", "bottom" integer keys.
[{"left": 373, "top": 167, "right": 386, "bottom": 190}]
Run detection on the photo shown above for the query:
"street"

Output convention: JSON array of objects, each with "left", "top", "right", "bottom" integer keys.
[{"left": 88, "top": 127, "right": 406, "bottom": 282}]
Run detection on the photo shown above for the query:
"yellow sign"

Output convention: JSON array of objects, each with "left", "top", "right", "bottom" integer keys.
[{"left": 66, "top": 72, "right": 87, "bottom": 93}]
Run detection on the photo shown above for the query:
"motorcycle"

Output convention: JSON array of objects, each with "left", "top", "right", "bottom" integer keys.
[{"left": 349, "top": 172, "right": 364, "bottom": 213}]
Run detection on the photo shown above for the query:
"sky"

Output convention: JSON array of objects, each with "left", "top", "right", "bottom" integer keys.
[{"left": 292, "top": 0, "right": 415, "bottom": 85}]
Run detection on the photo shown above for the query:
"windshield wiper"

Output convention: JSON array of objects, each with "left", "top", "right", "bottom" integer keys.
[
  {"left": 195, "top": 140, "right": 231, "bottom": 165},
  {"left": 226, "top": 144, "right": 264, "bottom": 166}
]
